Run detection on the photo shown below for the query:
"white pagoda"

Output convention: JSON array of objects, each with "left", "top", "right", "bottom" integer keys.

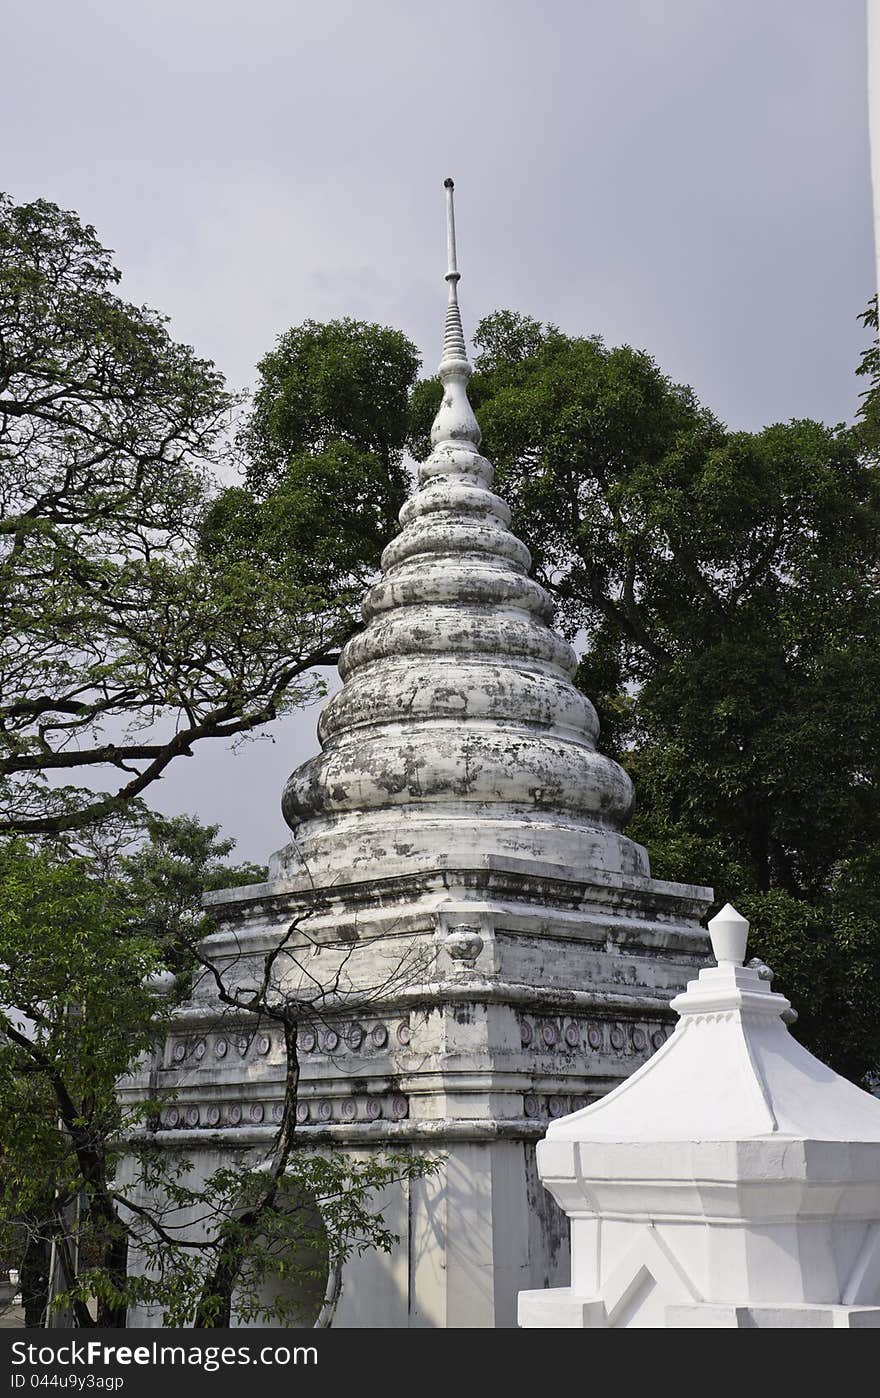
[
  {"left": 124, "top": 183, "right": 712, "bottom": 1328},
  {"left": 519, "top": 904, "right": 880, "bottom": 1328}
]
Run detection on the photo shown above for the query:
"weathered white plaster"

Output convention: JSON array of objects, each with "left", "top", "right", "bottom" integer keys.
[
  {"left": 122, "top": 183, "right": 712, "bottom": 1328},
  {"left": 279, "top": 179, "right": 645, "bottom": 885},
  {"left": 519, "top": 904, "right": 880, "bottom": 1329}
]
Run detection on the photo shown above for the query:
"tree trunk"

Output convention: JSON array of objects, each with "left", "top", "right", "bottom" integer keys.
[
  {"left": 20, "top": 1227, "right": 50, "bottom": 1328},
  {"left": 313, "top": 1263, "right": 342, "bottom": 1329},
  {"left": 193, "top": 1018, "right": 301, "bottom": 1327},
  {"left": 96, "top": 1229, "right": 129, "bottom": 1327}
]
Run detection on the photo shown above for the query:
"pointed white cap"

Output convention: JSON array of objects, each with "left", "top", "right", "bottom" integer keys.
[
  {"left": 708, "top": 901, "right": 750, "bottom": 966},
  {"left": 543, "top": 889, "right": 880, "bottom": 1145}
]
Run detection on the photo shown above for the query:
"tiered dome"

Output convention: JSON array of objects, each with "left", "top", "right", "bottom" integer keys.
[{"left": 282, "top": 181, "right": 649, "bottom": 880}]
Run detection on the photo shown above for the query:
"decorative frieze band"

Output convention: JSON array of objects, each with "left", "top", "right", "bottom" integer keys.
[
  {"left": 523, "top": 1093, "right": 594, "bottom": 1120},
  {"left": 165, "top": 1017, "right": 411, "bottom": 1068},
  {"left": 518, "top": 1014, "right": 672, "bottom": 1056},
  {"left": 159, "top": 1093, "right": 410, "bottom": 1131}
]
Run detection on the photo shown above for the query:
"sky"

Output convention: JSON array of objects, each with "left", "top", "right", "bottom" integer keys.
[{"left": 4, "top": 0, "right": 874, "bottom": 864}]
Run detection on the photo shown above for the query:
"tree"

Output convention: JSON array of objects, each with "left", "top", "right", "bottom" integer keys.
[
  {"left": 408, "top": 311, "right": 880, "bottom": 1084},
  {"left": 240, "top": 316, "right": 419, "bottom": 508},
  {"left": 855, "top": 294, "right": 880, "bottom": 451},
  {"left": 128, "top": 867, "right": 439, "bottom": 1329},
  {"left": 0, "top": 196, "right": 377, "bottom": 839},
  {"left": 0, "top": 825, "right": 176, "bottom": 1326},
  {"left": 0, "top": 190, "right": 433, "bottom": 1325},
  {"left": 6, "top": 177, "right": 875, "bottom": 1317},
  {"left": 0, "top": 814, "right": 438, "bottom": 1328},
  {"left": 0, "top": 814, "right": 263, "bottom": 1325},
  {"left": 202, "top": 318, "right": 421, "bottom": 619}
]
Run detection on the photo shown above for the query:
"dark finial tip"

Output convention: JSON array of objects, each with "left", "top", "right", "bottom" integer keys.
[{"left": 444, "top": 177, "right": 454, "bottom": 189}]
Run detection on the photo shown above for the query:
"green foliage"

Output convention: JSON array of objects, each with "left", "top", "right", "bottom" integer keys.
[
  {"left": 240, "top": 316, "right": 419, "bottom": 510},
  {"left": 115, "top": 813, "right": 266, "bottom": 973},
  {"left": 739, "top": 872, "right": 880, "bottom": 1087},
  {"left": 855, "top": 294, "right": 880, "bottom": 451},
  {"left": 0, "top": 831, "right": 172, "bottom": 1325},
  {"left": 225, "top": 316, "right": 422, "bottom": 640},
  {"left": 0, "top": 816, "right": 255, "bottom": 1323},
  {"left": 110, "top": 1150, "right": 440, "bottom": 1328},
  {"left": 200, "top": 439, "right": 396, "bottom": 606},
  {"left": 0, "top": 199, "right": 433, "bottom": 1325},
  {"left": 0, "top": 194, "right": 354, "bottom": 838},
  {"left": 0, "top": 836, "right": 167, "bottom": 1177},
  {"left": 196, "top": 318, "right": 427, "bottom": 702},
  {"left": 0, "top": 815, "right": 440, "bottom": 1327}
]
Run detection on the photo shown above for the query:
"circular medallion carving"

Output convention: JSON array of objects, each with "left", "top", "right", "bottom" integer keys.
[
  {"left": 520, "top": 1020, "right": 533, "bottom": 1047},
  {"left": 172, "top": 1042, "right": 186, "bottom": 1062},
  {"left": 632, "top": 1028, "right": 647, "bottom": 1051},
  {"left": 587, "top": 1025, "right": 603, "bottom": 1050},
  {"left": 322, "top": 1029, "right": 339, "bottom": 1052},
  {"left": 341, "top": 1099, "right": 357, "bottom": 1120},
  {"left": 164, "top": 1107, "right": 179, "bottom": 1128},
  {"left": 365, "top": 1098, "right": 382, "bottom": 1120},
  {"left": 564, "top": 1023, "right": 581, "bottom": 1048},
  {"left": 256, "top": 1034, "right": 271, "bottom": 1056},
  {"left": 194, "top": 1039, "right": 206, "bottom": 1061},
  {"left": 272, "top": 1102, "right": 284, "bottom": 1122},
  {"left": 185, "top": 1107, "right": 199, "bottom": 1128},
  {"left": 295, "top": 1103, "right": 309, "bottom": 1123},
  {"left": 206, "top": 1106, "right": 221, "bottom": 1127},
  {"left": 523, "top": 1095, "right": 539, "bottom": 1118},
  {"left": 610, "top": 1026, "right": 626, "bottom": 1050},
  {"left": 249, "top": 1104, "right": 264, "bottom": 1124},
  {"left": 652, "top": 1030, "right": 666, "bottom": 1050},
  {"left": 391, "top": 1096, "right": 408, "bottom": 1120},
  {"left": 370, "top": 1024, "right": 388, "bottom": 1049},
  {"left": 396, "top": 1023, "right": 411, "bottom": 1045},
  {"left": 348, "top": 1024, "right": 364, "bottom": 1049},
  {"left": 214, "top": 1038, "right": 227, "bottom": 1059},
  {"left": 300, "top": 1030, "right": 316, "bottom": 1053},
  {"left": 227, "top": 1104, "right": 242, "bottom": 1126},
  {"left": 318, "top": 1100, "right": 333, "bottom": 1121},
  {"left": 548, "top": 1096, "right": 566, "bottom": 1118},
  {"left": 444, "top": 924, "right": 484, "bottom": 961},
  {"left": 541, "top": 1023, "right": 558, "bottom": 1047}
]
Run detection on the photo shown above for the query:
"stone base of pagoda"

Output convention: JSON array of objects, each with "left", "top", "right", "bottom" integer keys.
[{"left": 120, "top": 852, "right": 710, "bottom": 1329}]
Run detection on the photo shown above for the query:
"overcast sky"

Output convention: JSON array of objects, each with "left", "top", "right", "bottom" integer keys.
[{"left": 5, "top": 0, "right": 874, "bottom": 864}]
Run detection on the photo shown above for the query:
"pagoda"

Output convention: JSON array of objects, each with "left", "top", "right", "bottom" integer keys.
[
  {"left": 520, "top": 905, "right": 880, "bottom": 1328},
  {"left": 126, "top": 182, "right": 712, "bottom": 1328}
]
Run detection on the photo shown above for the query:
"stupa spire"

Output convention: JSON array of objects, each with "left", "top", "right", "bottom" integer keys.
[
  {"left": 440, "top": 178, "right": 468, "bottom": 368},
  {"left": 432, "top": 178, "right": 480, "bottom": 449},
  {"left": 282, "top": 180, "right": 644, "bottom": 882}
]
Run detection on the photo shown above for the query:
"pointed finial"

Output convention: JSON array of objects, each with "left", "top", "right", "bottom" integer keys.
[
  {"left": 432, "top": 178, "right": 481, "bottom": 449},
  {"left": 444, "top": 178, "right": 459, "bottom": 279},
  {"left": 439, "top": 177, "right": 469, "bottom": 371},
  {"left": 708, "top": 903, "right": 750, "bottom": 967}
]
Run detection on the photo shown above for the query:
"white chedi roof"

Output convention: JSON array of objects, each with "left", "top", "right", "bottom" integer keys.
[
  {"left": 546, "top": 903, "right": 880, "bottom": 1145},
  {"left": 280, "top": 181, "right": 649, "bottom": 882}
]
